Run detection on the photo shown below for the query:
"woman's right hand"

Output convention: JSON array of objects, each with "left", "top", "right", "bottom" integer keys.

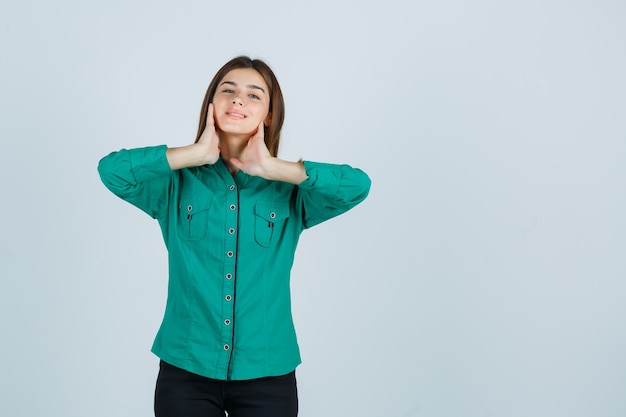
[
  {"left": 195, "top": 103, "right": 221, "bottom": 165},
  {"left": 166, "top": 103, "right": 221, "bottom": 170}
]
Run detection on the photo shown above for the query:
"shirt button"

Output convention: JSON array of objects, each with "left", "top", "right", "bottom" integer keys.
[
  {"left": 227, "top": 251, "right": 234, "bottom": 257},
  {"left": 269, "top": 212, "right": 276, "bottom": 219},
  {"left": 228, "top": 228, "right": 235, "bottom": 234},
  {"left": 229, "top": 204, "right": 236, "bottom": 210},
  {"left": 229, "top": 185, "right": 235, "bottom": 191},
  {"left": 224, "top": 319, "right": 231, "bottom": 325},
  {"left": 226, "top": 273, "right": 232, "bottom": 280},
  {"left": 225, "top": 295, "right": 232, "bottom": 301},
  {"left": 224, "top": 344, "right": 230, "bottom": 351}
]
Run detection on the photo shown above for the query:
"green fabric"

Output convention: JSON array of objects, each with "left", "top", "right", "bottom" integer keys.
[{"left": 98, "top": 145, "right": 371, "bottom": 380}]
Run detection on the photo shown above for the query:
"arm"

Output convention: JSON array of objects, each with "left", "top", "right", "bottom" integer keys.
[
  {"left": 228, "top": 120, "right": 370, "bottom": 225},
  {"left": 97, "top": 146, "right": 173, "bottom": 218},
  {"left": 99, "top": 104, "right": 221, "bottom": 217},
  {"left": 297, "top": 161, "right": 371, "bottom": 228},
  {"left": 255, "top": 158, "right": 309, "bottom": 185}
]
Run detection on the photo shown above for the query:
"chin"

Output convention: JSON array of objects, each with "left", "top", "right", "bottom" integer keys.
[{"left": 220, "top": 127, "right": 256, "bottom": 138}]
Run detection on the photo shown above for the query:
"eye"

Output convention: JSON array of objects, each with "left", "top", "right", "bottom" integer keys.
[
  {"left": 249, "top": 93, "right": 260, "bottom": 100},
  {"left": 222, "top": 88, "right": 234, "bottom": 93}
]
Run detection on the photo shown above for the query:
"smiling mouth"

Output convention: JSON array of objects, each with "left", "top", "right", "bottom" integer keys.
[{"left": 226, "top": 111, "right": 246, "bottom": 119}]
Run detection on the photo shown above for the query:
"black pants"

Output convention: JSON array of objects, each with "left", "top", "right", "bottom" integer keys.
[{"left": 154, "top": 361, "right": 298, "bottom": 417}]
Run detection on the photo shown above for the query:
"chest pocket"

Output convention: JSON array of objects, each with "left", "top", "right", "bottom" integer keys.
[
  {"left": 254, "top": 201, "right": 290, "bottom": 247},
  {"left": 177, "top": 194, "right": 212, "bottom": 241}
]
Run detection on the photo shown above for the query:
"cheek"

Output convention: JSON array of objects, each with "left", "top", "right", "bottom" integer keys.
[
  {"left": 259, "top": 103, "right": 271, "bottom": 121},
  {"left": 249, "top": 103, "right": 270, "bottom": 124},
  {"left": 212, "top": 96, "right": 228, "bottom": 110}
]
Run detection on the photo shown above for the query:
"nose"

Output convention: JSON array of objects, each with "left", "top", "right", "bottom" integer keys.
[{"left": 232, "top": 95, "right": 243, "bottom": 106}]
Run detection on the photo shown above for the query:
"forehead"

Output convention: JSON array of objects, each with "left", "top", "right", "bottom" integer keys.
[{"left": 220, "top": 68, "right": 268, "bottom": 91}]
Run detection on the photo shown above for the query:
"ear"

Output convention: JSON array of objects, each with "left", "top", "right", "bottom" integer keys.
[{"left": 264, "top": 112, "right": 272, "bottom": 127}]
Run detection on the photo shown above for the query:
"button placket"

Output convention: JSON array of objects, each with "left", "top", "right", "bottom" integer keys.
[{"left": 222, "top": 182, "right": 238, "bottom": 363}]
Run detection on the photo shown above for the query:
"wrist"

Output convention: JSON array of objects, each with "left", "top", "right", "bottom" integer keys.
[
  {"left": 261, "top": 157, "right": 281, "bottom": 180},
  {"left": 263, "top": 158, "right": 308, "bottom": 184},
  {"left": 192, "top": 142, "right": 219, "bottom": 166}
]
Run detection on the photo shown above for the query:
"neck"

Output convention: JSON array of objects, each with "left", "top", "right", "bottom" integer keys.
[{"left": 219, "top": 132, "right": 249, "bottom": 175}]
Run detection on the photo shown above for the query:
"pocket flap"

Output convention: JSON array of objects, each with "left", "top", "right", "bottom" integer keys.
[
  {"left": 254, "top": 201, "right": 290, "bottom": 222},
  {"left": 179, "top": 194, "right": 211, "bottom": 215}
]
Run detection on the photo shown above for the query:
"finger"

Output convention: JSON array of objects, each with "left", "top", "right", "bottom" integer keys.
[
  {"left": 230, "top": 157, "right": 243, "bottom": 170},
  {"left": 207, "top": 103, "right": 214, "bottom": 127},
  {"left": 256, "top": 121, "right": 265, "bottom": 139}
]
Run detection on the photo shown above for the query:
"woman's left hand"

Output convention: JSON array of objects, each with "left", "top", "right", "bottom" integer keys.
[
  {"left": 230, "top": 122, "right": 274, "bottom": 178},
  {"left": 231, "top": 122, "right": 308, "bottom": 184}
]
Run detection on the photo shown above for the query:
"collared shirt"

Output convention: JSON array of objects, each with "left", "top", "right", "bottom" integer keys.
[{"left": 98, "top": 145, "right": 371, "bottom": 380}]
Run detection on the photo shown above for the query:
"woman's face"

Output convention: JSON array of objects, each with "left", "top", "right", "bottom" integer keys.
[{"left": 212, "top": 68, "right": 271, "bottom": 138}]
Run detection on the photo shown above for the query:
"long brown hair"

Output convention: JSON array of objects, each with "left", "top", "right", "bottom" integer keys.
[{"left": 195, "top": 56, "right": 285, "bottom": 157}]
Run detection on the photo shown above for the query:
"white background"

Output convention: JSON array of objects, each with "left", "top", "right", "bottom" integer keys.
[{"left": 1, "top": 1, "right": 625, "bottom": 416}]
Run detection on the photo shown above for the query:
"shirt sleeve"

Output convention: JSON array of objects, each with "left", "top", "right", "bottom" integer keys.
[
  {"left": 97, "top": 145, "right": 173, "bottom": 219},
  {"left": 296, "top": 160, "right": 371, "bottom": 228}
]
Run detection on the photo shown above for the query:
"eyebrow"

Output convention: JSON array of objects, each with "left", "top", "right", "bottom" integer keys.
[{"left": 220, "top": 81, "right": 266, "bottom": 94}]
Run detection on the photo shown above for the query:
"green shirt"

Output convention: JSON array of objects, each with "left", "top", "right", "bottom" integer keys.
[{"left": 98, "top": 145, "right": 371, "bottom": 380}]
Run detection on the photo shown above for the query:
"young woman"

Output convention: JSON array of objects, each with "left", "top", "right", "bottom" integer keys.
[{"left": 98, "top": 56, "right": 371, "bottom": 417}]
